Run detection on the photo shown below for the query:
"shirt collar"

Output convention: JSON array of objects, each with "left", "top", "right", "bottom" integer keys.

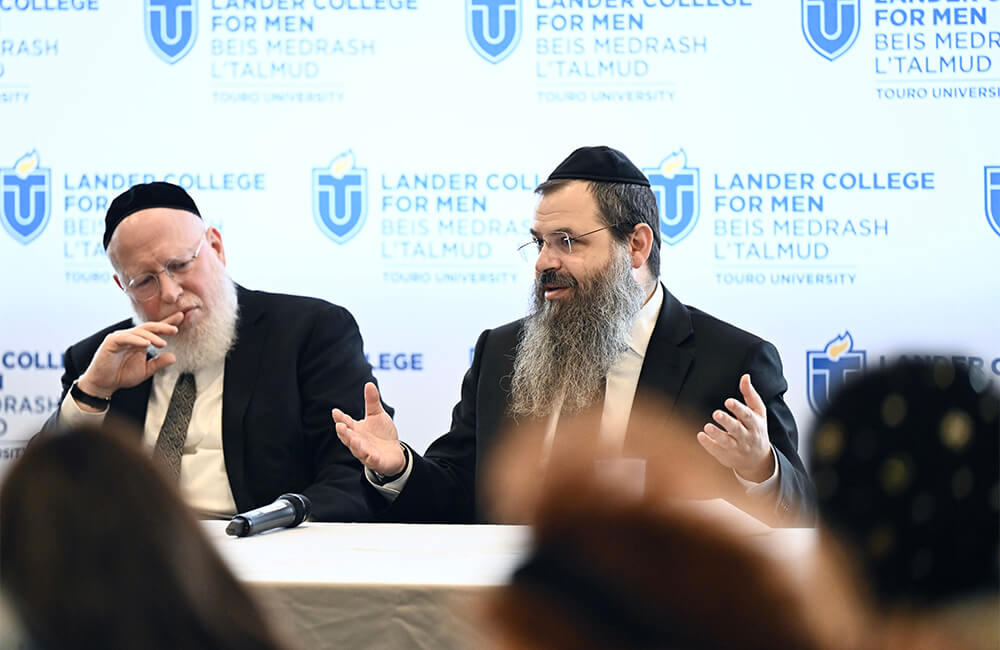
[
  {"left": 155, "top": 357, "right": 225, "bottom": 391},
  {"left": 627, "top": 283, "right": 663, "bottom": 359}
]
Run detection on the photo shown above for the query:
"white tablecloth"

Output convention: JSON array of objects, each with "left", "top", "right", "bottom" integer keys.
[
  {"left": 204, "top": 521, "right": 532, "bottom": 649},
  {"left": 203, "top": 516, "right": 816, "bottom": 650}
]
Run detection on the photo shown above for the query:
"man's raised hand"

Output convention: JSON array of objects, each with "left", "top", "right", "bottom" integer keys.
[
  {"left": 696, "top": 373, "right": 775, "bottom": 483},
  {"left": 75, "top": 312, "right": 184, "bottom": 402},
  {"left": 332, "top": 382, "right": 406, "bottom": 476}
]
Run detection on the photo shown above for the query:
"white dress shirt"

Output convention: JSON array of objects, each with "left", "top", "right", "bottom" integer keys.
[
  {"left": 541, "top": 281, "right": 665, "bottom": 458},
  {"left": 59, "top": 361, "right": 237, "bottom": 517},
  {"left": 371, "top": 284, "right": 779, "bottom": 499}
]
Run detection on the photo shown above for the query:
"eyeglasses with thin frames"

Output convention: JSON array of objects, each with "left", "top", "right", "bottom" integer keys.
[
  {"left": 122, "top": 232, "right": 207, "bottom": 302},
  {"left": 517, "top": 224, "right": 620, "bottom": 262}
]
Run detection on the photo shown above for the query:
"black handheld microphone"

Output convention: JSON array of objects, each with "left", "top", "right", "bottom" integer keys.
[{"left": 225, "top": 493, "right": 311, "bottom": 537}]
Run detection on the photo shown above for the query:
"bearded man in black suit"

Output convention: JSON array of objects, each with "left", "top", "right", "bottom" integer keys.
[
  {"left": 334, "top": 146, "right": 814, "bottom": 526},
  {"left": 49, "top": 182, "right": 387, "bottom": 521}
]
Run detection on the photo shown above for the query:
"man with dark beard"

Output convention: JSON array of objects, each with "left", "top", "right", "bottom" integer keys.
[
  {"left": 46, "top": 182, "right": 388, "bottom": 521},
  {"left": 333, "top": 146, "right": 814, "bottom": 525}
]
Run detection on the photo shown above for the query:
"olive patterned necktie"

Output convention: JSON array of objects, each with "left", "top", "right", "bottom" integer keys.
[{"left": 152, "top": 372, "right": 196, "bottom": 482}]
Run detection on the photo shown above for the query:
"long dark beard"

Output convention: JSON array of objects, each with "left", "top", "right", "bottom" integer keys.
[{"left": 508, "top": 247, "right": 647, "bottom": 419}]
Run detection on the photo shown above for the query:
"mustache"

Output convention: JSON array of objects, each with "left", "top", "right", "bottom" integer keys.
[
  {"left": 511, "top": 248, "right": 644, "bottom": 419},
  {"left": 537, "top": 270, "right": 579, "bottom": 290}
]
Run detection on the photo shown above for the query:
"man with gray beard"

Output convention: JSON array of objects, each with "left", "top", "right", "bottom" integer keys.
[
  {"left": 46, "top": 182, "right": 388, "bottom": 521},
  {"left": 334, "top": 146, "right": 814, "bottom": 525},
  {"left": 507, "top": 241, "right": 646, "bottom": 419}
]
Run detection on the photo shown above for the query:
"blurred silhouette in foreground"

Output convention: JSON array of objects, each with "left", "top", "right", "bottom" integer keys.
[
  {"left": 479, "top": 395, "right": 992, "bottom": 649},
  {"left": 480, "top": 399, "right": 870, "bottom": 650},
  {"left": 0, "top": 424, "right": 288, "bottom": 650},
  {"left": 808, "top": 358, "right": 999, "bottom": 649},
  {"left": 482, "top": 398, "right": 778, "bottom": 528}
]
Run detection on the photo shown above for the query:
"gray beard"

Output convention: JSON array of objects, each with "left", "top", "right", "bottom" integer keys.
[
  {"left": 133, "top": 275, "right": 239, "bottom": 373},
  {"left": 507, "top": 247, "right": 647, "bottom": 419}
]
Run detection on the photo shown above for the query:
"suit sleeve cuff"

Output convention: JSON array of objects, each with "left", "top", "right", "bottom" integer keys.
[
  {"left": 364, "top": 443, "right": 414, "bottom": 501},
  {"left": 734, "top": 445, "right": 780, "bottom": 495},
  {"left": 58, "top": 392, "right": 109, "bottom": 430}
]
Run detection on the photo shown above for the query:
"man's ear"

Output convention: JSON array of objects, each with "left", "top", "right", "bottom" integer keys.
[
  {"left": 629, "top": 223, "right": 654, "bottom": 269},
  {"left": 206, "top": 226, "right": 226, "bottom": 266}
]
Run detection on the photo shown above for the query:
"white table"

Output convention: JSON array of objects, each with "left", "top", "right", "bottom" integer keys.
[
  {"left": 204, "top": 521, "right": 532, "bottom": 649},
  {"left": 204, "top": 517, "right": 816, "bottom": 650}
]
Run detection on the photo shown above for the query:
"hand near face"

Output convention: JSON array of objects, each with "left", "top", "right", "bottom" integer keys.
[
  {"left": 75, "top": 312, "right": 185, "bottom": 404},
  {"left": 332, "top": 382, "right": 406, "bottom": 476},
  {"left": 697, "top": 374, "right": 775, "bottom": 483}
]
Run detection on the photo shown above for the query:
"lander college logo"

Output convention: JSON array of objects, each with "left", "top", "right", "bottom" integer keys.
[
  {"left": 466, "top": 0, "right": 521, "bottom": 64},
  {"left": 145, "top": 0, "right": 198, "bottom": 65},
  {"left": 985, "top": 166, "right": 1000, "bottom": 238},
  {"left": 644, "top": 150, "right": 699, "bottom": 246},
  {"left": 313, "top": 150, "right": 367, "bottom": 245},
  {"left": 1, "top": 150, "right": 51, "bottom": 246},
  {"left": 802, "top": 0, "right": 860, "bottom": 61},
  {"left": 806, "top": 332, "right": 866, "bottom": 414}
]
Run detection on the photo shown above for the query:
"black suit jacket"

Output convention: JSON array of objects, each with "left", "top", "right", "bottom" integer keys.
[
  {"left": 379, "top": 285, "right": 814, "bottom": 525},
  {"left": 52, "top": 286, "right": 388, "bottom": 521}
]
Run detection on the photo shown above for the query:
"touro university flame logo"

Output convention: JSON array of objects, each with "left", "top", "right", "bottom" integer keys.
[
  {"left": 985, "top": 166, "right": 1000, "bottom": 238},
  {"left": 644, "top": 150, "right": 699, "bottom": 246},
  {"left": 313, "top": 150, "right": 367, "bottom": 245},
  {"left": 806, "top": 332, "right": 866, "bottom": 414},
  {"left": 466, "top": 0, "right": 521, "bottom": 64},
  {"left": 145, "top": 0, "right": 198, "bottom": 65},
  {"left": 1, "top": 150, "right": 51, "bottom": 245},
  {"left": 802, "top": 0, "right": 860, "bottom": 61}
]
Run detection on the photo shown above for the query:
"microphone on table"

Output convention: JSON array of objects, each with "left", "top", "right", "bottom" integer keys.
[{"left": 225, "top": 493, "right": 311, "bottom": 537}]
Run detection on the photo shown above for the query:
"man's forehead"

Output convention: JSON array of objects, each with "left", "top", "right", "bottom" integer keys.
[
  {"left": 533, "top": 183, "right": 603, "bottom": 234},
  {"left": 110, "top": 208, "right": 201, "bottom": 264},
  {"left": 114, "top": 207, "right": 200, "bottom": 239}
]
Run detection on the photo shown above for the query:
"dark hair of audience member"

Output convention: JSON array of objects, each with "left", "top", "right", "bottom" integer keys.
[
  {"left": 480, "top": 401, "right": 870, "bottom": 650},
  {"left": 808, "top": 359, "right": 999, "bottom": 611},
  {"left": 481, "top": 474, "right": 869, "bottom": 650},
  {"left": 0, "top": 423, "right": 288, "bottom": 650}
]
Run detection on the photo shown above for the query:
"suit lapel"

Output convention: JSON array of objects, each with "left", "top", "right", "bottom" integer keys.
[
  {"left": 484, "top": 287, "right": 696, "bottom": 443},
  {"left": 479, "top": 323, "right": 521, "bottom": 458},
  {"left": 630, "top": 284, "right": 695, "bottom": 424},
  {"left": 221, "top": 286, "right": 265, "bottom": 510}
]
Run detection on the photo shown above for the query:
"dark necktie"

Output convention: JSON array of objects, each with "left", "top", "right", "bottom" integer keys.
[{"left": 153, "top": 372, "right": 196, "bottom": 481}]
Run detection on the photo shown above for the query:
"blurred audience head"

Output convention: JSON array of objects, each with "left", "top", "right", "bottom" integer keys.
[
  {"left": 0, "top": 424, "right": 286, "bottom": 650},
  {"left": 483, "top": 399, "right": 772, "bottom": 527},
  {"left": 808, "top": 358, "right": 1000, "bottom": 649},
  {"left": 808, "top": 358, "right": 999, "bottom": 609},
  {"left": 480, "top": 399, "right": 870, "bottom": 650}
]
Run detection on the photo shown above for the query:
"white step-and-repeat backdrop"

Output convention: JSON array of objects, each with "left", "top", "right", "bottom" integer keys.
[{"left": 2, "top": 0, "right": 998, "bottom": 475}]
